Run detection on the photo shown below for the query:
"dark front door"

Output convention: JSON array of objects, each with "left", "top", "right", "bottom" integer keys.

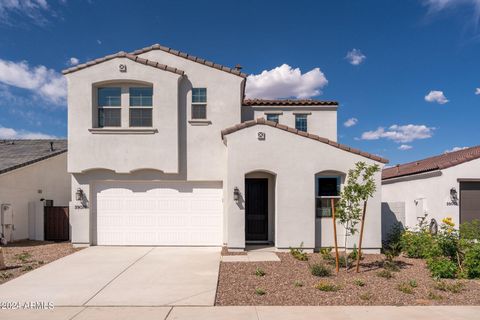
[
  {"left": 44, "top": 206, "right": 69, "bottom": 241},
  {"left": 460, "top": 182, "right": 480, "bottom": 223},
  {"left": 245, "top": 178, "right": 268, "bottom": 241}
]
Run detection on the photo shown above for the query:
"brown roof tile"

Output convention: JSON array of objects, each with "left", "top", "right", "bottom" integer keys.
[
  {"left": 62, "top": 52, "right": 185, "bottom": 76},
  {"left": 382, "top": 145, "right": 480, "bottom": 180},
  {"left": 243, "top": 99, "right": 338, "bottom": 106},
  {"left": 221, "top": 118, "right": 388, "bottom": 164}
]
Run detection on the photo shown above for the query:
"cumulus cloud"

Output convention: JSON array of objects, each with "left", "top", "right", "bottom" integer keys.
[
  {"left": 0, "top": 0, "right": 53, "bottom": 25},
  {"left": 0, "top": 58, "right": 66, "bottom": 105},
  {"left": 475, "top": 88, "right": 480, "bottom": 95},
  {"left": 444, "top": 146, "right": 468, "bottom": 153},
  {"left": 398, "top": 144, "right": 413, "bottom": 150},
  {"left": 344, "top": 118, "right": 358, "bottom": 127},
  {"left": 245, "top": 64, "right": 328, "bottom": 99},
  {"left": 424, "top": 90, "right": 449, "bottom": 104},
  {"left": 361, "top": 124, "right": 434, "bottom": 143},
  {"left": 0, "top": 125, "right": 57, "bottom": 139},
  {"left": 345, "top": 49, "right": 366, "bottom": 66},
  {"left": 68, "top": 57, "right": 79, "bottom": 66}
]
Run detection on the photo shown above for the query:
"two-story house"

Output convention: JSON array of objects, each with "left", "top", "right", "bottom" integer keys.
[{"left": 64, "top": 44, "right": 388, "bottom": 252}]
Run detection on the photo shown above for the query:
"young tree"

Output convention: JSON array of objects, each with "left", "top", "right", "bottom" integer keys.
[{"left": 335, "top": 161, "right": 380, "bottom": 270}]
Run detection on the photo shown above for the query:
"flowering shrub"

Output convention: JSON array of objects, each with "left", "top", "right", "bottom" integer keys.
[{"left": 427, "top": 257, "right": 458, "bottom": 279}]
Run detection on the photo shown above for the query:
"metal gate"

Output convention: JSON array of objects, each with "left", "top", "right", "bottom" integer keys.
[{"left": 44, "top": 206, "right": 69, "bottom": 241}]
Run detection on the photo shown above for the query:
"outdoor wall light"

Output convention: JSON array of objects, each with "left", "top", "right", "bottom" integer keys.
[
  {"left": 76, "top": 188, "right": 84, "bottom": 201},
  {"left": 233, "top": 187, "right": 240, "bottom": 201}
]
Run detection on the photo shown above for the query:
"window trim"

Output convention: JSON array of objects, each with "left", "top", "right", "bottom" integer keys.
[
  {"left": 191, "top": 88, "right": 207, "bottom": 120},
  {"left": 295, "top": 114, "right": 308, "bottom": 132},
  {"left": 266, "top": 113, "right": 280, "bottom": 123},
  {"left": 315, "top": 176, "right": 342, "bottom": 218}
]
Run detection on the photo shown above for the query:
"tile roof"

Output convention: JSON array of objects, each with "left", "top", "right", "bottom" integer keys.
[
  {"left": 0, "top": 140, "right": 67, "bottom": 175},
  {"left": 221, "top": 118, "right": 388, "bottom": 164},
  {"left": 130, "top": 44, "right": 247, "bottom": 78},
  {"left": 243, "top": 99, "right": 339, "bottom": 106},
  {"left": 62, "top": 51, "right": 185, "bottom": 76},
  {"left": 382, "top": 145, "right": 480, "bottom": 180}
]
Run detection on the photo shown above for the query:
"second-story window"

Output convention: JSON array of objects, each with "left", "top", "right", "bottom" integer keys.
[
  {"left": 266, "top": 114, "right": 279, "bottom": 123},
  {"left": 129, "top": 87, "right": 153, "bottom": 127},
  {"left": 295, "top": 114, "right": 308, "bottom": 132},
  {"left": 98, "top": 87, "right": 121, "bottom": 127},
  {"left": 192, "top": 88, "right": 207, "bottom": 119}
]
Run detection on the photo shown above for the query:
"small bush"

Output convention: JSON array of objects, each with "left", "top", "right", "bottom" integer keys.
[
  {"left": 397, "top": 282, "right": 414, "bottom": 294},
  {"left": 38, "top": 260, "right": 44, "bottom": 265},
  {"left": 460, "top": 219, "right": 480, "bottom": 240},
  {"left": 401, "top": 230, "right": 440, "bottom": 259},
  {"left": 348, "top": 245, "right": 362, "bottom": 261},
  {"left": 294, "top": 280, "right": 303, "bottom": 287},
  {"left": 408, "top": 279, "right": 418, "bottom": 288},
  {"left": 376, "top": 269, "right": 393, "bottom": 279},
  {"left": 427, "top": 291, "right": 443, "bottom": 300},
  {"left": 315, "top": 281, "right": 340, "bottom": 292},
  {"left": 383, "top": 260, "right": 400, "bottom": 272},
  {"left": 464, "top": 243, "right": 480, "bottom": 279},
  {"left": 290, "top": 242, "right": 308, "bottom": 261},
  {"left": 433, "top": 280, "right": 464, "bottom": 293},
  {"left": 0, "top": 272, "right": 12, "bottom": 280},
  {"left": 320, "top": 247, "right": 334, "bottom": 261},
  {"left": 359, "top": 292, "right": 373, "bottom": 301},
  {"left": 255, "top": 267, "right": 266, "bottom": 277},
  {"left": 427, "top": 257, "right": 458, "bottom": 279},
  {"left": 310, "top": 263, "right": 332, "bottom": 277},
  {"left": 353, "top": 279, "right": 365, "bottom": 287},
  {"left": 15, "top": 252, "right": 32, "bottom": 263},
  {"left": 255, "top": 288, "right": 266, "bottom": 295},
  {"left": 22, "top": 265, "right": 34, "bottom": 272}
]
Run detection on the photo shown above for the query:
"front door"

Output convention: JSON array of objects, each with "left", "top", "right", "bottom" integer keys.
[{"left": 245, "top": 178, "right": 268, "bottom": 241}]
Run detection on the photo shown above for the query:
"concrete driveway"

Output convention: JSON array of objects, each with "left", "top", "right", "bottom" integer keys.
[{"left": 0, "top": 246, "right": 221, "bottom": 307}]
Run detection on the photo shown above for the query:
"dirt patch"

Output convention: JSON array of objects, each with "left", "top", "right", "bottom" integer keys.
[
  {"left": 0, "top": 240, "right": 82, "bottom": 284},
  {"left": 221, "top": 246, "right": 247, "bottom": 256},
  {"left": 216, "top": 252, "right": 480, "bottom": 306}
]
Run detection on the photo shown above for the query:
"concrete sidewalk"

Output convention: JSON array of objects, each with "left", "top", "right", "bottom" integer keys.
[{"left": 0, "top": 306, "right": 478, "bottom": 320}]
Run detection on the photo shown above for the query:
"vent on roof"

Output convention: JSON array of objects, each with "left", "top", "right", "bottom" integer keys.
[
  {"left": 50, "top": 141, "right": 54, "bottom": 152},
  {"left": 234, "top": 64, "right": 243, "bottom": 71}
]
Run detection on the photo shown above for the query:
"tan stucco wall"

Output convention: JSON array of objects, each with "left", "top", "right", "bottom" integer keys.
[
  {"left": 0, "top": 153, "right": 71, "bottom": 241},
  {"left": 224, "top": 124, "right": 384, "bottom": 250},
  {"left": 382, "top": 158, "right": 480, "bottom": 228}
]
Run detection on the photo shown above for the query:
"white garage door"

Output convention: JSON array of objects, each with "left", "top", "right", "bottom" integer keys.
[{"left": 95, "top": 181, "right": 223, "bottom": 246}]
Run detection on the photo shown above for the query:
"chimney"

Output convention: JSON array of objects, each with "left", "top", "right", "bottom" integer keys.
[{"left": 50, "top": 141, "right": 54, "bottom": 152}]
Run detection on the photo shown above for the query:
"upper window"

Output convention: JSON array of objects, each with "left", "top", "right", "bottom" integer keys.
[
  {"left": 315, "top": 176, "right": 341, "bottom": 218},
  {"left": 98, "top": 87, "right": 121, "bottom": 127},
  {"left": 129, "top": 87, "right": 153, "bottom": 127},
  {"left": 266, "top": 114, "right": 279, "bottom": 123},
  {"left": 192, "top": 88, "right": 207, "bottom": 119},
  {"left": 295, "top": 114, "right": 308, "bottom": 132}
]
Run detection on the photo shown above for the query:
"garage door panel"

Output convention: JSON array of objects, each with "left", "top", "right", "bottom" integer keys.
[{"left": 95, "top": 182, "right": 223, "bottom": 246}]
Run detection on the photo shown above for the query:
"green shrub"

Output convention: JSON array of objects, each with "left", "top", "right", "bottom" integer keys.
[
  {"left": 310, "top": 263, "right": 332, "bottom": 277},
  {"left": 0, "top": 272, "right": 12, "bottom": 280},
  {"left": 427, "top": 291, "right": 443, "bottom": 300},
  {"left": 348, "top": 245, "right": 362, "bottom": 261},
  {"left": 290, "top": 242, "right": 308, "bottom": 261},
  {"left": 464, "top": 243, "right": 480, "bottom": 278},
  {"left": 353, "top": 279, "right": 365, "bottom": 287},
  {"left": 255, "top": 288, "right": 266, "bottom": 295},
  {"left": 376, "top": 269, "right": 393, "bottom": 279},
  {"left": 397, "top": 282, "right": 414, "bottom": 294},
  {"left": 401, "top": 230, "right": 440, "bottom": 259},
  {"left": 433, "top": 280, "right": 464, "bottom": 293},
  {"left": 320, "top": 247, "right": 334, "bottom": 261},
  {"left": 427, "top": 257, "right": 458, "bottom": 279},
  {"left": 21, "top": 265, "right": 34, "bottom": 272},
  {"left": 255, "top": 267, "right": 266, "bottom": 277},
  {"left": 383, "top": 260, "right": 400, "bottom": 272},
  {"left": 408, "top": 279, "right": 418, "bottom": 288},
  {"left": 460, "top": 219, "right": 480, "bottom": 240},
  {"left": 315, "top": 281, "right": 340, "bottom": 292},
  {"left": 359, "top": 292, "right": 373, "bottom": 301},
  {"left": 15, "top": 252, "right": 32, "bottom": 263}
]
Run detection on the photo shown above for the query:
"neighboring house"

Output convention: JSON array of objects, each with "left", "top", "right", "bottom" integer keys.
[
  {"left": 64, "top": 43, "right": 388, "bottom": 251},
  {"left": 0, "top": 140, "right": 70, "bottom": 242},
  {"left": 382, "top": 146, "right": 480, "bottom": 238}
]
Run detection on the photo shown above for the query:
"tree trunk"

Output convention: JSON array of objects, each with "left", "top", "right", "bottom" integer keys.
[
  {"left": 355, "top": 201, "right": 368, "bottom": 273},
  {"left": 344, "top": 223, "right": 349, "bottom": 271},
  {"left": 0, "top": 247, "right": 5, "bottom": 270},
  {"left": 331, "top": 198, "right": 340, "bottom": 273}
]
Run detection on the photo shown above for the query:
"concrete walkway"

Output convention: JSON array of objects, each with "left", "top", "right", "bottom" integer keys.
[
  {"left": 0, "top": 246, "right": 221, "bottom": 307},
  {"left": 1, "top": 306, "right": 478, "bottom": 320}
]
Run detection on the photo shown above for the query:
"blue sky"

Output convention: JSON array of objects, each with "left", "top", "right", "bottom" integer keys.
[{"left": 0, "top": 0, "right": 479, "bottom": 165}]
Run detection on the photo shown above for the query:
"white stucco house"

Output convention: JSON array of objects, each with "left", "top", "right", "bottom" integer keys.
[
  {"left": 64, "top": 43, "right": 388, "bottom": 251},
  {"left": 382, "top": 146, "right": 480, "bottom": 237},
  {"left": 0, "top": 140, "right": 70, "bottom": 242}
]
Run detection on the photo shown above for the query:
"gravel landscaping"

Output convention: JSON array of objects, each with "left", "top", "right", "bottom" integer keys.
[
  {"left": 216, "top": 252, "right": 480, "bottom": 306},
  {"left": 0, "top": 240, "right": 82, "bottom": 284}
]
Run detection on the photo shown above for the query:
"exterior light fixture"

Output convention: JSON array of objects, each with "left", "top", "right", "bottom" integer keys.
[
  {"left": 76, "top": 188, "right": 84, "bottom": 201},
  {"left": 233, "top": 187, "right": 240, "bottom": 201}
]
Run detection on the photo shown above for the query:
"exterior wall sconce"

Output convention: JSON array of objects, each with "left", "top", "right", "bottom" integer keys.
[
  {"left": 76, "top": 188, "right": 84, "bottom": 201},
  {"left": 233, "top": 187, "right": 240, "bottom": 202}
]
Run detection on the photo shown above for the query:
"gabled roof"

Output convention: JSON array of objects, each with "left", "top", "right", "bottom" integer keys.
[
  {"left": 0, "top": 140, "right": 67, "bottom": 175},
  {"left": 221, "top": 118, "right": 388, "bottom": 164},
  {"left": 62, "top": 51, "right": 185, "bottom": 76},
  {"left": 243, "top": 99, "right": 338, "bottom": 106},
  {"left": 131, "top": 44, "right": 247, "bottom": 78},
  {"left": 382, "top": 145, "right": 480, "bottom": 180}
]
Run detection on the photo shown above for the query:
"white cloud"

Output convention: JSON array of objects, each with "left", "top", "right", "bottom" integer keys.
[
  {"left": 0, "top": 58, "right": 66, "bottom": 105},
  {"left": 97, "top": 39, "right": 102, "bottom": 45},
  {"left": 444, "top": 146, "right": 468, "bottom": 153},
  {"left": 0, "top": 0, "right": 52, "bottom": 25},
  {"left": 424, "top": 90, "right": 449, "bottom": 104},
  {"left": 344, "top": 117, "right": 358, "bottom": 127},
  {"left": 475, "top": 88, "right": 480, "bottom": 95},
  {"left": 0, "top": 125, "right": 57, "bottom": 139},
  {"left": 361, "top": 124, "right": 434, "bottom": 143},
  {"left": 345, "top": 49, "right": 366, "bottom": 66},
  {"left": 245, "top": 64, "right": 328, "bottom": 99},
  {"left": 423, "top": 0, "right": 480, "bottom": 33},
  {"left": 398, "top": 144, "right": 413, "bottom": 150},
  {"left": 68, "top": 57, "right": 79, "bottom": 66}
]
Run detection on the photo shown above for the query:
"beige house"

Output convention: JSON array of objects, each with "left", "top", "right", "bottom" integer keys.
[{"left": 64, "top": 44, "right": 388, "bottom": 251}]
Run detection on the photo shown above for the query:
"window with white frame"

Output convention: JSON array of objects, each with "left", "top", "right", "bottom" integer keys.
[
  {"left": 97, "top": 87, "right": 121, "bottom": 127},
  {"left": 295, "top": 114, "right": 308, "bottom": 132},
  {"left": 315, "top": 176, "right": 341, "bottom": 218},
  {"left": 192, "top": 88, "right": 207, "bottom": 119},
  {"left": 129, "top": 87, "right": 153, "bottom": 127}
]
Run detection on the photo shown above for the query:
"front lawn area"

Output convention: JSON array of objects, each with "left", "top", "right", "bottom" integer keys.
[
  {"left": 0, "top": 240, "right": 82, "bottom": 284},
  {"left": 216, "top": 252, "right": 480, "bottom": 306}
]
